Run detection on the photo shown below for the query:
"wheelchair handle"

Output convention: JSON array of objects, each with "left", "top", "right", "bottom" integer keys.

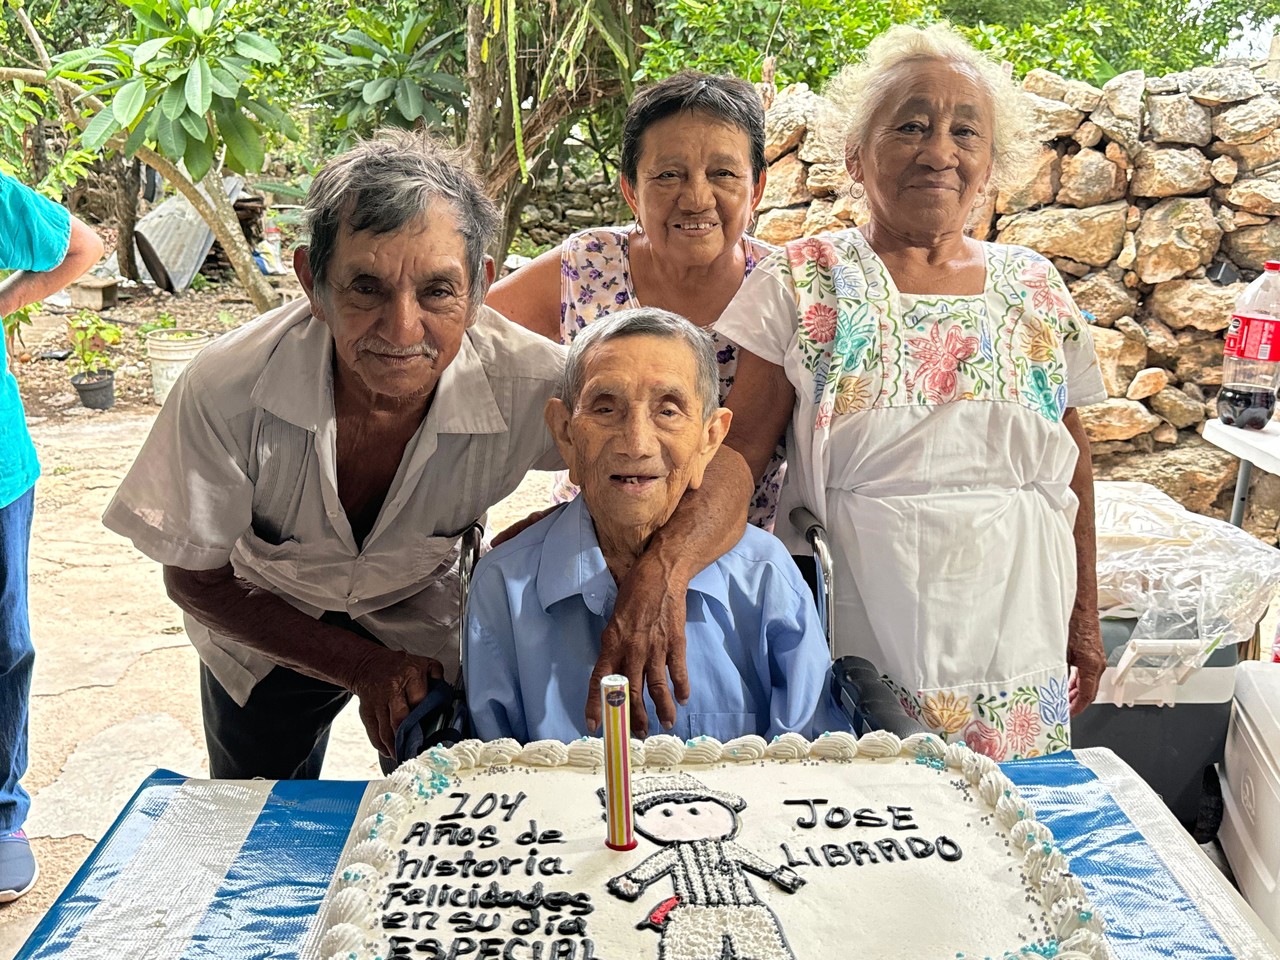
[
  {"left": 455, "top": 523, "right": 484, "bottom": 676},
  {"left": 790, "top": 507, "right": 837, "bottom": 658}
]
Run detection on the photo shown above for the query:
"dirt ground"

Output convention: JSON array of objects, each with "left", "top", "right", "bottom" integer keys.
[{"left": 0, "top": 276, "right": 556, "bottom": 958}]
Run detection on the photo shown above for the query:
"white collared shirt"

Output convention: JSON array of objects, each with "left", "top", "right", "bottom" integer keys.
[{"left": 103, "top": 298, "right": 565, "bottom": 704}]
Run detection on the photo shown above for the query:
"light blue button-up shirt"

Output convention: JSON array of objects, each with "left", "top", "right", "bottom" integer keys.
[{"left": 465, "top": 496, "right": 851, "bottom": 743}]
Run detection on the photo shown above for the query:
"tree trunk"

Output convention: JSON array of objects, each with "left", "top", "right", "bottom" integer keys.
[
  {"left": 28, "top": 118, "right": 49, "bottom": 185},
  {"left": 202, "top": 167, "right": 280, "bottom": 312},
  {"left": 463, "top": 2, "right": 497, "bottom": 181},
  {"left": 115, "top": 156, "right": 141, "bottom": 281}
]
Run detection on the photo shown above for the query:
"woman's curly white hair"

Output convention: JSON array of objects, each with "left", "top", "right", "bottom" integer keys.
[{"left": 823, "top": 22, "right": 1038, "bottom": 193}]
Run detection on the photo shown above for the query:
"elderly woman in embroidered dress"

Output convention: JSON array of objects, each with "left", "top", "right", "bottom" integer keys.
[
  {"left": 710, "top": 24, "right": 1108, "bottom": 762},
  {"left": 487, "top": 71, "right": 786, "bottom": 529}
]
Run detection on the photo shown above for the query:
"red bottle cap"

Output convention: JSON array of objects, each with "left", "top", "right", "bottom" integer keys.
[{"left": 1267, "top": 261, "right": 1280, "bottom": 271}]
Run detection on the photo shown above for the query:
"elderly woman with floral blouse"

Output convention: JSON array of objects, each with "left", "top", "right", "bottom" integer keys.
[
  {"left": 710, "top": 24, "right": 1108, "bottom": 760},
  {"left": 488, "top": 71, "right": 786, "bottom": 529}
]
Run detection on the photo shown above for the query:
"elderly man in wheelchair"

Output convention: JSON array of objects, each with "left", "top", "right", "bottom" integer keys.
[{"left": 460, "top": 308, "right": 851, "bottom": 745}]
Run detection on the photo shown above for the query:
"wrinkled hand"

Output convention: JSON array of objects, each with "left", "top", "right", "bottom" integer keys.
[
  {"left": 349, "top": 648, "right": 444, "bottom": 757},
  {"left": 1067, "top": 615, "right": 1105, "bottom": 716},
  {"left": 587, "top": 555, "right": 689, "bottom": 737},
  {"left": 493, "top": 506, "right": 560, "bottom": 547}
]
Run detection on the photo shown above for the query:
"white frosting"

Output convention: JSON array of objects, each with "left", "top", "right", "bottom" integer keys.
[{"left": 321, "top": 737, "right": 1107, "bottom": 960}]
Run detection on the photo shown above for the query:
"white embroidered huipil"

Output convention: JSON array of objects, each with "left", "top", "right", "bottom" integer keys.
[{"left": 716, "top": 232, "right": 1106, "bottom": 760}]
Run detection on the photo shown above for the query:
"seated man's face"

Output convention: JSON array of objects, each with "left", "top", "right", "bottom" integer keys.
[
  {"left": 298, "top": 208, "right": 486, "bottom": 403},
  {"left": 547, "top": 333, "right": 730, "bottom": 544}
]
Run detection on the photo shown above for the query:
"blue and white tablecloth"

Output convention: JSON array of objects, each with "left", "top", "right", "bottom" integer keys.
[{"left": 14, "top": 749, "right": 1280, "bottom": 960}]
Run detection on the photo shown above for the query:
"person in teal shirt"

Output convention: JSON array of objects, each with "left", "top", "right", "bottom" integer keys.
[{"left": 0, "top": 172, "right": 102, "bottom": 901}]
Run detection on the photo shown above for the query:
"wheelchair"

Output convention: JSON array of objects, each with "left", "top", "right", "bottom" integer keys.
[{"left": 394, "top": 511, "right": 924, "bottom": 764}]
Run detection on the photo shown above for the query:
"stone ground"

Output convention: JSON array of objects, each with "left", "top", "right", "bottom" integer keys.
[{"left": 0, "top": 403, "right": 554, "bottom": 958}]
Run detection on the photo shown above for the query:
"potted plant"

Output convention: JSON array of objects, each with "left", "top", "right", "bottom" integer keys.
[
  {"left": 144, "top": 323, "right": 213, "bottom": 406},
  {"left": 67, "top": 310, "right": 122, "bottom": 410}
]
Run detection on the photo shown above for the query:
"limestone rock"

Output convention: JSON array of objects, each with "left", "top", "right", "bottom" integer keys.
[
  {"left": 1147, "top": 278, "right": 1245, "bottom": 331},
  {"left": 1218, "top": 178, "right": 1280, "bottom": 216},
  {"left": 1114, "top": 315, "right": 1147, "bottom": 342},
  {"left": 1068, "top": 272, "right": 1137, "bottom": 324},
  {"left": 1225, "top": 218, "right": 1280, "bottom": 271},
  {"left": 1093, "top": 434, "right": 1238, "bottom": 513},
  {"left": 1149, "top": 386, "right": 1206, "bottom": 428},
  {"left": 1146, "top": 75, "right": 1183, "bottom": 95},
  {"left": 1131, "top": 147, "right": 1213, "bottom": 198},
  {"left": 806, "top": 162, "right": 849, "bottom": 197},
  {"left": 1026, "top": 93, "right": 1085, "bottom": 141},
  {"left": 1091, "top": 71, "right": 1146, "bottom": 151},
  {"left": 996, "top": 146, "right": 1060, "bottom": 213},
  {"left": 1074, "top": 121, "right": 1103, "bottom": 149},
  {"left": 1117, "top": 231, "right": 1137, "bottom": 269},
  {"left": 802, "top": 198, "right": 845, "bottom": 236},
  {"left": 1152, "top": 422, "right": 1179, "bottom": 444},
  {"left": 1078, "top": 398, "right": 1161, "bottom": 441},
  {"left": 1134, "top": 198, "right": 1222, "bottom": 283},
  {"left": 754, "top": 206, "right": 808, "bottom": 244},
  {"left": 1145, "top": 94, "right": 1212, "bottom": 146},
  {"left": 1210, "top": 130, "right": 1280, "bottom": 174},
  {"left": 1174, "top": 338, "right": 1225, "bottom": 386},
  {"left": 798, "top": 100, "right": 846, "bottom": 165},
  {"left": 1235, "top": 211, "right": 1270, "bottom": 228},
  {"left": 1052, "top": 257, "right": 1089, "bottom": 278},
  {"left": 1189, "top": 67, "right": 1264, "bottom": 106},
  {"left": 1090, "top": 326, "right": 1148, "bottom": 396},
  {"left": 1126, "top": 367, "right": 1170, "bottom": 399},
  {"left": 1063, "top": 79, "right": 1104, "bottom": 114},
  {"left": 1057, "top": 149, "right": 1126, "bottom": 207},
  {"left": 758, "top": 153, "right": 810, "bottom": 212},
  {"left": 1211, "top": 155, "right": 1239, "bottom": 185},
  {"left": 764, "top": 88, "right": 822, "bottom": 162},
  {"left": 1212, "top": 96, "right": 1280, "bottom": 145},
  {"left": 1092, "top": 439, "right": 1138, "bottom": 457},
  {"left": 1183, "top": 382, "right": 1206, "bottom": 403},
  {"left": 1023, "top": 69, "right": 1067, "bottom": 101},
  {"left": 831, "top": 191, "right": 863, "bottom": 224},
  {"left": 1141, "top": 316, "right": 1180, "bottom": 358},
  {"left": 996, "top": 201, "right": 1126, "bottom": 267}
]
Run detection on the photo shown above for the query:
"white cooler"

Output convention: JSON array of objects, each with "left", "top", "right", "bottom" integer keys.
[{"left": 1220, "top": 660, "right": 1280, "bottom": 939}]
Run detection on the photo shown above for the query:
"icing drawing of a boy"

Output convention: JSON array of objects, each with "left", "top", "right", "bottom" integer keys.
[{"left": 604, "top": 773, "right": 804, "bottom": 960}]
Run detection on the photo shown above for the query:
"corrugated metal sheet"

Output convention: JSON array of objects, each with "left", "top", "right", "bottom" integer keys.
[{"left": 104, "top": 174, "right": 244, "bottom": 292}]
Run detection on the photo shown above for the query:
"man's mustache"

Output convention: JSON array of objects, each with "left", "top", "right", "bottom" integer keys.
[{"left": 355, "top": 335, "right": 440, "bottom": 361}]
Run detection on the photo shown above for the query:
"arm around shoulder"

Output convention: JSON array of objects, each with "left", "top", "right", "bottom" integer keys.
[{"left": 485, "top": 245, "right": 565, "bottom": 342}]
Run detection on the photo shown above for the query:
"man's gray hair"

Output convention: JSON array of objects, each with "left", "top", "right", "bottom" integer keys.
[
  {"left": 303, "top": 128, "right": 500, "bottom": 302},
  {"left": 559, "top": 308, "right": 721, "bottom": 421}
]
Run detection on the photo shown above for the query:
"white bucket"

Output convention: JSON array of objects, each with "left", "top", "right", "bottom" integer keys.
[{"left": 146, "top": 329, "right": 213, "bottom": 405}]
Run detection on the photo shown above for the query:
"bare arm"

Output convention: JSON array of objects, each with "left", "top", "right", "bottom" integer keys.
[
  {"left": 163, "top": 564, "right": 442, "bottom": 756},
  {"left": 484, "top": 245, "right": 565, "bottom": 342},
  {"left": 722, "top": 347, "right": 796, "bottom": 484},
  {"left": 0, "top": 215, "right": 103, "bottom": 317},
  {"left": 1062, "top": 409, "right": 1104, "bottom": 715}
]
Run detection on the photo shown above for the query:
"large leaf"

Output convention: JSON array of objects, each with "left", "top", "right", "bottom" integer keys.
[
  {"left": 154, "top": 111, "right": 188, "bottom": 159},
  {"left": 132, "top": 37, "right": 173, "bottom": 68},
  {"left": 233, "top": 32, "right": 283, "bottom": 64},
  {"left": 183, "top": 130, "right": 214, "bottom": 181},
  {"left": 80, "top": 107, "right": 121, "bottom": 151},
  {"left": 123, "top": 110, "right": 151, "bottom": 157},
  {"left": 178, "top": 108, "right": 208, "bottom": 141},
  {"left": 160, "top": 79, "right": 187, "bottom": 119},
  {"left": 394, "top": 78, "right": 426, "bottom": 122},
  {"left": 361, "top": 76, "right": 396, "bottom": 105},
  {"left": 112, "top": 77, "right": 148, "bottom": 127},
  {"left": 185, "top": 57, "right": 213, "bottom": 116},
  {"left": 187, "top": 6, "right": 214, "bottom": 36},
  {"left": 214, "top": 99, "right": 264, "bottom": 173},
  {"left": 54, "top": 48, "right": 107, "bottom": 73},
  {"left": 208, "top": 66, "right": 239, "bottom": 98}
]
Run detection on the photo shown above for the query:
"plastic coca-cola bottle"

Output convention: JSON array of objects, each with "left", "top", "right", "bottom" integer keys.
[{"left": 1220, "top": 261, "right": 1280, "bottom": 430}]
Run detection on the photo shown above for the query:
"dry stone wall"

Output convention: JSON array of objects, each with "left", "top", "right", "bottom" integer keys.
[{"left": 753, "top": 64, "right": 1280, "bottom": 540}]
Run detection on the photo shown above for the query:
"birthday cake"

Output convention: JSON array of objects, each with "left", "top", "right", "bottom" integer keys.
[{"left": 310, "top": 732, "right": 1109, "bottom": 960}]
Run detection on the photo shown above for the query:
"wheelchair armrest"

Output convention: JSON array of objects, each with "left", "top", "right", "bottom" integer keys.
[{"left": 832, "top": 656, "right": 928, "bottom": 739}]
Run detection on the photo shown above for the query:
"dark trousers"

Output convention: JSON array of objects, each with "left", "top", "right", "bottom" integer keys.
[
  {"left": 0, "top": 489, "right": 34, "bottom": 831},
  {"left": 199, "top": 611, "right": 395, "bottom": 779}
]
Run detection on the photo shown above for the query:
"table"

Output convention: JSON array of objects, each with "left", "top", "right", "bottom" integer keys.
[
  {"left": 14, "top": 748, "right": 1280, "bottom": 960},
  {"left": 1201, "top": 419, "right": 1280, "bottom": 528}
]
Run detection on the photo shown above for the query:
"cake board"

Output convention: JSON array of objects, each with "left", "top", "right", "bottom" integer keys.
[{"left": 12, "top": 749, "right": 1280, "bottom": 960}]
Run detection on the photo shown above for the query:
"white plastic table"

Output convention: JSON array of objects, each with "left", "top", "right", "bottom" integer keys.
[{"left": 1201, "top": 419, "right": 1280, "bottom": 527}]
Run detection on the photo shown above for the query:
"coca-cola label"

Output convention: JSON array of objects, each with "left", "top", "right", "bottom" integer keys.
[{"left": 1225, "top": 313, "right": 1280, "bottom": 361}]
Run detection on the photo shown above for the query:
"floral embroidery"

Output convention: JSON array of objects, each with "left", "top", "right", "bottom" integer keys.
[
  {"left": 962, "top": 720, "right": 1005, "bottom": 760},
  {"left": 1037, "top": 676, "right": 1071, "bottom": 727},
  {"left": 905, "top": 323, "right": 979, "bottom": 403},
  {"left": 1019, "top": 314, "right": 1058, "bottom": 363},
  {"left": 1017, "top": 257, "right": 1076, "bottom": 322},
  {"left": 833, "top": 375, "right": 872, "bottom": 416},
  {"left": 1006, "top": 703, "right": 1042, "bottom": 755},
  {"left": 788, "top": 236, "right": 840, "bottom": 270},
  {"left": 921, "top": 691, "right": 970, "bottom": 735},
  {"left": 802, "top": 304, "right": 838, "bottom": 343}
]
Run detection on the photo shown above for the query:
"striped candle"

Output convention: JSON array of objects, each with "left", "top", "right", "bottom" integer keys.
[{"left": 601, "top": 674, "right": 637, "bottom": 851}]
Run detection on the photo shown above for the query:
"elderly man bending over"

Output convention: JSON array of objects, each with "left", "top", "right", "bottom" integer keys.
[
  {"left": 104, "top": 133, "right": 753, "bottom": 778},
  {"left": 466, "top": 308, "right": 848, "bottom": 743}
]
